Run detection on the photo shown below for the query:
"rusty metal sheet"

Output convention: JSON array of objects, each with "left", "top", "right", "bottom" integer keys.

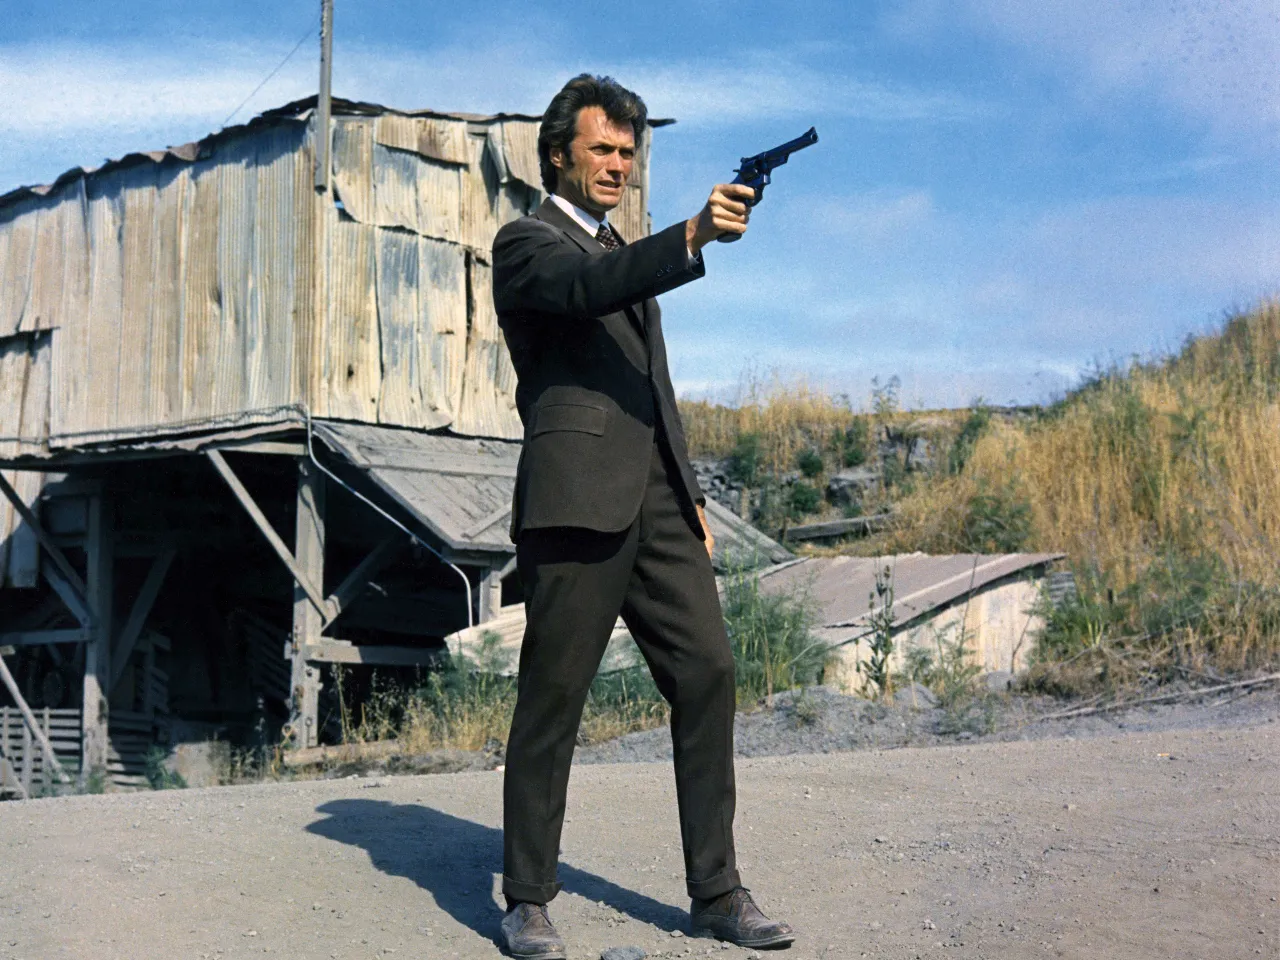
[
  {"left": 179, "top": 156, "right": 222, "bottom": 425},
  {"left": 373, "top": 231, "right": 466, "bottom": 429},
  {"left": 320, "top": 212, "right": 380, "bottom": 422},
  {"left": 454, "top": 257, "right": 521, "bottom": 439},
  {"left": 331, "top": 118, "right": 376, "bottom": 225},
  {"left": 498, "top": 121, "right": 543, "bottom": 191},
  {"left": 147, "top": 165, "right": 190, "bottom": 425},
  {"left": 374, "top": 115, "right": 471, "bottom": 166},
  {"left": 0, "top": 195, "right": 39, "bottom": 337},
  {"left": 248, "top": 123, "right": 306, "bottom": 412}
]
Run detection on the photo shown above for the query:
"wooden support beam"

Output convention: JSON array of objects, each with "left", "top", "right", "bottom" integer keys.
[
  {"left": 289, "top": 458, "right": 326, "bottom": 750},
  {"left": 323, "top": 536, "right": 403, "bottom": 627},
  {"left": 0, "top": 470, "right": 90, "bottom": 606},
  {"left": 42, "top": 565, "right": 93, "bottom": 628},
  {"left": 0, "top": 742, "right": 27, "bottom": 801},
  {"left": 109, "top": 545, "right": 176, "bottom": 690},
  {"left": 0, "top": 655, "right": 71, "bottom": 784},
  {"left": 206, "top": 450, "right": 329, "bottom": 618},
  {"left": 81, "top": 492, "right": 112, "bottom": 786},
  {"left": 208, "top": 439, "right": 308, "bottom": 456},
  {"left": 0, "top": 629, "right": 88, "bottom": 647},
  {"left": 479, "top": 563, "right": 505, "bottom": 623},
  {"left": 302, "top": 641, "right": 444, "bottom": 667}
]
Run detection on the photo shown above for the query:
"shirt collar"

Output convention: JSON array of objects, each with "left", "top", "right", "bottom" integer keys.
[{"left": 550, "top": 193, "right": 608, "bottom": 238}]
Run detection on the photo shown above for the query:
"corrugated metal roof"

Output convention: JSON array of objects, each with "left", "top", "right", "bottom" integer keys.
[
  {"left": 756, "top": 552, "right": 1065, "bottom": 648},
  {"left": 0, "top": 96, "right": 675, "bottom": 210},
  {"left": 313, "top": 420, "right": 790, "bottom": 567}
]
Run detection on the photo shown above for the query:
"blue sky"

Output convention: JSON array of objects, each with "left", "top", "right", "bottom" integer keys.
[{"left": 5, "top": 0, "right": 1279, "bottom": 408}]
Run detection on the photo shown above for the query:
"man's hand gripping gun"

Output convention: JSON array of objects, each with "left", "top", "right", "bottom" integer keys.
[{"left": 718, "top": 126, "right": 819, "bottom": 243}]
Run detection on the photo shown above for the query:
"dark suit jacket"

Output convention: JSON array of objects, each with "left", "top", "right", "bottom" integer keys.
[{"left": 493, "top": 198, "right": 706, "bottom": 538}]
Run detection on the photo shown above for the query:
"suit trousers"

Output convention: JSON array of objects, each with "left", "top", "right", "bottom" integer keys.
[{"left": 502, "top": 439, "right": 741, "bottom": 905}]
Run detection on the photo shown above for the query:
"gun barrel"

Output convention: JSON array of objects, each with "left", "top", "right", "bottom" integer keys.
[{"left": 783, "top": 127, "right": 819, "bottom": 152}]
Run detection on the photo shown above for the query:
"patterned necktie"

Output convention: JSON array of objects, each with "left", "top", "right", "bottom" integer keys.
[{"left": 595, "top": 222, "right": 621, "bottom": 252}]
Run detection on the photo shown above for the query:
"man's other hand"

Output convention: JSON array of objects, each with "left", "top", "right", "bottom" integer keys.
[
  {"left": 696, "top": 503, "right": 715, "bottom": 560},
  {"left": 686, "top": 184, "right": 755, "bottom": 254}
]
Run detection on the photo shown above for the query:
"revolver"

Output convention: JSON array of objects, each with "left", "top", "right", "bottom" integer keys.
[{"left": 719, "top": 126, "right": 819, "bottom": 243}]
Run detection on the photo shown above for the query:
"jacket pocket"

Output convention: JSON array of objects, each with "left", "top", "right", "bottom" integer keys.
[{"left": 532, "top": 402, "right": 607, "bottom": 437}]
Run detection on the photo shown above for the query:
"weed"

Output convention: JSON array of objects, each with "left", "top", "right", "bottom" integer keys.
[
  {"left": 790, "top": 689, "right": 826, "bottom": 727},
  {"left": 858, "top": 565, "right": 896, "bottom": 697},
  {"left": 721, "top": 565, "right": 825, "bottom": 704},
  {"left": 144, "top": 746, "right": 187, "bottom": 791}
]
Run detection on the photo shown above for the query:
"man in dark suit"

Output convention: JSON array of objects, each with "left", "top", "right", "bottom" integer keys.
[{"left": 492, "top": 75, "right": 795, "bottom": 959}]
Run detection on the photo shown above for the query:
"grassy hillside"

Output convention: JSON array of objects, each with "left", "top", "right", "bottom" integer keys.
[{"left": 680, "top": 302, "right": 1280, "bottom": 688}]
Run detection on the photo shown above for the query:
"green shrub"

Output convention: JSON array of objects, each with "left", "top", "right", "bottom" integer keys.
[
  {"left": 840, "top": 420, "right": 870, "bottom": 467},
  {"left": 788, "top": 483, "right": 822, "bottom": 518},
  {"left": 144, "top": 746, "right": 188, "bottom": 790},
  {"left": 958, "top": 481, "right": 1031, "bottom": 552},
  {"left": 727, "top": 432, "right": 763, "bottom": 485},
  {"left": 796, "top": 448, "right": 825, "bottom": 478},
  {"left": 948, "top": 402, "right": 992, "bottom": 475}
]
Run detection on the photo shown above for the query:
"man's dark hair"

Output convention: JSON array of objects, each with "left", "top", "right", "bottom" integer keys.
[{"left": 538, "top": 74, "right": 648, "bottom": 194}]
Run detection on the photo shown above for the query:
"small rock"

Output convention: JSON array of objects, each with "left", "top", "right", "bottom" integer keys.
[
  {"left": 601, "top": 948, "right": 647, "bottom": 960},
  {"left": 984, "top": 670, "right": 1014, "bottom": 693},
  {"left": 670, "top": 930, "right": 684, "bottom": 938}
]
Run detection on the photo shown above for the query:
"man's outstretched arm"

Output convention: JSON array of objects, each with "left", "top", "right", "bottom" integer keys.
[{"left": 493, "top": 184, "right": 755, "bottom": 320}]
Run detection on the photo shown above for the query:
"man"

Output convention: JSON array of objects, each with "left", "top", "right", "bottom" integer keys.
[{"left": 492, "top": 74, "right": 795, "bottom": 960}]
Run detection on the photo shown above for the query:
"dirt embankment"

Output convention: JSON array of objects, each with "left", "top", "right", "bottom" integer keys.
[{"left": 1, "top": 689, "right": 1277, "bottom": 960}]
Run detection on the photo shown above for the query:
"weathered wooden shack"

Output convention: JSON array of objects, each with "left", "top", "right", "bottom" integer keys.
[{"left": 0, "top": 96, "right": 782, "bottom": 794}]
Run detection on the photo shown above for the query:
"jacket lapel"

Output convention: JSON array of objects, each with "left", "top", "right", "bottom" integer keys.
[{"left": 534, "top": 199, "right": 651, "bottom": 353}]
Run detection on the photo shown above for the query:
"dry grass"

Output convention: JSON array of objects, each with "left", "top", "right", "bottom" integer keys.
[
  {"left": 680, "top": 374, "right": 866, "bottom": 473},
  {"left": 878, "top": 301, "right": 1280, "bottom": 678}
]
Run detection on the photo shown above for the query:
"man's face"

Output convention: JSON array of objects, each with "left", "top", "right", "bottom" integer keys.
[{"left": 550, "top": 105, "right": 635, "bottom": 218}]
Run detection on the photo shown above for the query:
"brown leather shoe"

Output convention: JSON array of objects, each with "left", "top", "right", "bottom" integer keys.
[
  {"left": 500, "top": 902, "right": 566, "bottom": 960},
  {"left": 690, "top": 887, "right": 795, "bottom": 948}
]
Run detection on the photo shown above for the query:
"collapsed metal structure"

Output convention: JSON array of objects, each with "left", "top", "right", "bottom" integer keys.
[{"left": 0, "top": 96, "right": 785, "bottom": 793}]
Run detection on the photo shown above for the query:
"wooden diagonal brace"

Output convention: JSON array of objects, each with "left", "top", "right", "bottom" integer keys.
[
  {"left": 43, "top": 565, "right": 94, "bottom": 628},
  {"left": 0, "top": 654, "right": 71, "bottom": 784},
  {"left": 322, "top": 536, "right": 403, "bottom": 628},
  {"left": 0, "top": 471, "right": 90, "bottom": 609},
  {"left": 110, "top": 544, "right": 176, "bottom": 690},
  {"left": 205, "top": 451, "right": 330, "bottom": 619}
]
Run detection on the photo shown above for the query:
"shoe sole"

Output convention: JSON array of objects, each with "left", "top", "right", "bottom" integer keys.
[
  {"left": 504, "top": 948, "right": 566, "bottom": 960},
  {"left": 692, "top": 924, "right": 796, "bottom": 949}
]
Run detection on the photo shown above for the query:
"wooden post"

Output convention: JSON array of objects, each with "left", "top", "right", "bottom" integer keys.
[
  {"left": 479, "top": 564, "right": 504, "bottom": 623},
  {"left": 81, "top": 492, "right": 113, "bottom": 787},
  {"left": 41, "top": 706, "right": 51, "bottom": 796},
  {"left": 2, "top": 706, "right": 10, "bottom": 795},
  {"left": 289, "top": 459, "right": 325, "bottom": 749},
  {"left": 20, "top": 712, "right": 32, "bottom": 797}
]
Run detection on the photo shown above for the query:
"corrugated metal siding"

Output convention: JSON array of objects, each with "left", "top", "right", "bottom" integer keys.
[
  {"left": 0, "top": 331, "right": 51, "bottom": 587},
  {"left": 36, "top": 121, "right": 313, "bottom": 443},
  {"left": 455, "top": 257, "right": 521, "bottom": 438},
  {"left": 0, "top": 103, "right": 659, "bottom": 450}
]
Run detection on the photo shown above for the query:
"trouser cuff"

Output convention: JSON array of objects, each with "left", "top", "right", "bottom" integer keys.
[
  {"left": 502, "top": 874, "right": 562, "bottom": 905},
  {"left": 686, "top": 867, "right": 741, "bottom": 901}
]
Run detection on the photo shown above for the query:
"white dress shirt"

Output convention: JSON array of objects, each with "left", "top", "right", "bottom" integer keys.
[
  {"left": 550, "top": 193, "right": 609, "bottom": 238},
  {"left": 550, "top": 192, "right": 700, "bottom": 263}
]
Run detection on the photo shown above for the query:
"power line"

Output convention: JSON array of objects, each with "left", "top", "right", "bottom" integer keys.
[{"left": 220, "top": 18, "right": 320, "bottom": 129}]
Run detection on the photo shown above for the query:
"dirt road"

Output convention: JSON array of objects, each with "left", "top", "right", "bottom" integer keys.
[{"left": 2, "top": 725, "right": 1277, "bottom": 960}]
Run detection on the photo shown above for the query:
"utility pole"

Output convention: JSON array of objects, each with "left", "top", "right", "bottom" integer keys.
[{"left": 315, "top": 0, "right": 334, "bottom": 192}]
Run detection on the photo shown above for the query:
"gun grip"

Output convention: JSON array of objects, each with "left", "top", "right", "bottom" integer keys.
[{"left": 716, "top": 232, "right": 742, "bottom": 244}]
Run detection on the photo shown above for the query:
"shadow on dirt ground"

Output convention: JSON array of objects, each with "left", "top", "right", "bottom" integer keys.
[{"left": 306, "top": 799, "right": 689, "bottom": 943}]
